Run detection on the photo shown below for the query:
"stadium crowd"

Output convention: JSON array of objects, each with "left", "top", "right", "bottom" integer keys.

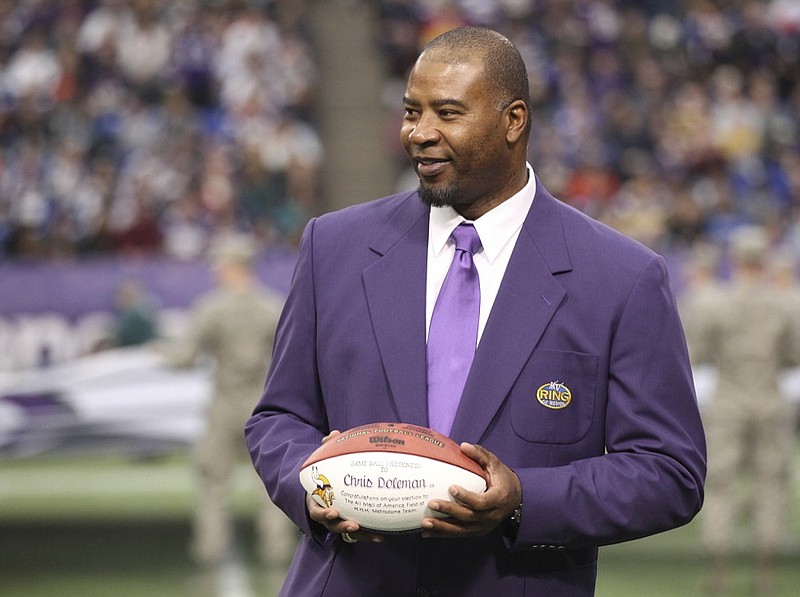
[
  {"left": 0, "top": 0, "right": 320, "bottom": 261},
  {"left": 2, "top": 0, "right": 800, "bottom": 269},
  {"left": 380, "top": 0, "right": 800, "bottom": 263}
]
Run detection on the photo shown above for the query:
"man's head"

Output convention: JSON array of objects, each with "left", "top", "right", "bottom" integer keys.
[
  {"left": 729, "top": 225, "right": 769, "bottom": 272},
  {"left": 209, "top": 232, "right": 258, "bottom": 287},
  {"left": 422, "top": 27, "right": 531, "bottom": 116},
  {"left": 401, "top": 27, "right": 531, "bottom": 220}
]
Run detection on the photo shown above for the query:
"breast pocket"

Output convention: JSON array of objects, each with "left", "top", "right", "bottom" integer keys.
[{"left": 509, "top": 349, "right": 598, "bottom": 444}]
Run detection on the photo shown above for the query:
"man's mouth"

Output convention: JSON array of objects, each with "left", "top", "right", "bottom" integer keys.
[{"left": 415, "top": 157, "right": 450, "bottom": 178}]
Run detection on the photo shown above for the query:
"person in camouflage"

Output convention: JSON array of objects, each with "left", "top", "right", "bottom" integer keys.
[
  {"left": 167, "top": 233, "right": 297, "bottom": 573},
  {"left": 688, "top": 226, "right": 800, "bottom": 594}
]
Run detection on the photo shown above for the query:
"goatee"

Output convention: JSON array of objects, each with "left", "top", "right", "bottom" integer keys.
[{"left": 418, "top": 182, "right": 460, "bottom": 208}]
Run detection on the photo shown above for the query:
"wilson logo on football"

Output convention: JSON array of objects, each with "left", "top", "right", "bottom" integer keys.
[{"left": 536, "top": 381, "right": 572, "bottom": 410}]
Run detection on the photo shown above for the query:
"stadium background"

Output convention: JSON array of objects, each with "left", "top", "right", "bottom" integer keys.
[{"left": 1, "top": 0, "right": 800, "bottom": 595}]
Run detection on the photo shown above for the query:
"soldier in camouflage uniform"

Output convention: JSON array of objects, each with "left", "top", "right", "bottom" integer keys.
[
  {"left": 167, "top": 233, "right": 297, "bottom": 571},
  {"left": 678, "top": 242, "right": 723, "bottom": 355},
  {"left": 687, "top": 226, "right": 800, "bottom": 594},
  {"left": 769, "top": 250, "right": 800, "bottom": 323}
]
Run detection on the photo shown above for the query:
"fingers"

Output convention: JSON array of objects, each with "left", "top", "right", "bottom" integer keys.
[
  {"left": 306, "top": 431, "right": 383, "bottom": 542},
  {"left": 420, "top": 443, "right": 522, "bottom": 538},
  {"left": 459, "top": 441, "right": 493, "bottom": 468},
  {"left": 424, "top": 484, "right": 487, "bottom": 524},
  {"left": 322, "top": 429, "right": 341, "bottom": 443},
  {"left": 307, "top": 493, "right": 347, "bottom": 527},
  {"left": 420, "top": 497, "right": 489, "bottom": 538},
  {"left": 420, "top": 495, "right": 503, "bottom": 538},
  {"left": 461, "top": 442, "right": 522, "bottom": 510},
  {"left": 308, "top": 431, "right": 383, "bottom": 541},
  {"left": 340, "top": 528, "right": 384, "bottom": 543},
  {"left": 306, "top": 493, "right": 383, "bottom": 542}
]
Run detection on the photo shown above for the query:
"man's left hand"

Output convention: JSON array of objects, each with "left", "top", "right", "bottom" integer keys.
[{"left": 420, "top": 442, "right": 522, "bottom": 538}]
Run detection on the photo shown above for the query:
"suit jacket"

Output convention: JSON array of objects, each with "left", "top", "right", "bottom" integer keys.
[{"left": 246, "top": 181, "right": 706, "bottom": 597}]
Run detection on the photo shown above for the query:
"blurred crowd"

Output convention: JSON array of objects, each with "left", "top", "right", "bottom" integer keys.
[
  {"left": 3, "top": 0, "right": 800, "bottom": 272},
  {"left": 0, "top": 0, "right": 321, "bottom": 261},
  {"left": 380, "top": 0, "right": 800, "bottom": 265}
]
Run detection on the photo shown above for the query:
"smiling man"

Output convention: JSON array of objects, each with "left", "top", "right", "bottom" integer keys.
[
  {"left": 401, "top": 30, "right": 529, "bottom": 220},
  {"left": 246, "top": 27, "right": 706, "bottom": 596}
]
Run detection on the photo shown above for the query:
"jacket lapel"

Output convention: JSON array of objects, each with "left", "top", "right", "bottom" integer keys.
[
  {"left": 362, "top": 194, "right": 430, "bottom": 426},
  {"left": 450, "top": 185, "right": 572, "bottom": 444}
]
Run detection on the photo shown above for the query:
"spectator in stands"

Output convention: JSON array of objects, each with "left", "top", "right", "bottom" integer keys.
[
  {"left": 376, "top": 1, "right": 800, "bottom": 256},
  {"left": 1, "top": 0, "right": 799, "bottom": 272},
  {"left": 1, "top": 0, "right": 320, "bottom": 259}
]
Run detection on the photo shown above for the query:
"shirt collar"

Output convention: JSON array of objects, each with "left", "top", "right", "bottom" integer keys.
[{"left": 429, "top": 163, "right": 536, "bottom": 263}]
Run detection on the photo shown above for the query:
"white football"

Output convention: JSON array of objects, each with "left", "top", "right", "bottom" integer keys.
[{"left": 299, "top": 422, "right": 487, "bottom": 533}]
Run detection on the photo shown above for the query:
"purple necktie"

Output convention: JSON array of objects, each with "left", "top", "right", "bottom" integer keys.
[{"left": 427, "top": 223, "right": 482, "bottom": 435}]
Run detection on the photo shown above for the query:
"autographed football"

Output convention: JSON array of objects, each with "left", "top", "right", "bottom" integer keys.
[{"left": 298, "top": 422, "right": 487, "bottom": 533}]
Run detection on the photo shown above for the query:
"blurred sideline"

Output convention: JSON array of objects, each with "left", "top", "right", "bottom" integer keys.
[
  {"left": 2, "top": 343, "right": 800, "bottom": 461},
  {"left": 0, "top": 346, "right": 208, "bottom": 460}
]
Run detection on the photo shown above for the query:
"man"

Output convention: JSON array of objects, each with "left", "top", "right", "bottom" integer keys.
[
  {"left": 110, "top": 279, "right": 159, "bottom": 348},
  {"left": 688, "top": 226, "right": 799, "bottom": 594},
  {"left": 246, "top": 27, "right": 706, "bottom": 596},
  {"left": 678, "top": 243, "right": 723, "bottom": 356},
  {"left": 165, "top": 233, "right": 296, "bottom": 574}
]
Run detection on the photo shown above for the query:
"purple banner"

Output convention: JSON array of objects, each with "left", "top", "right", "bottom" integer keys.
[{"left": 0, "top": 250, "right": 297, "bottom": 319}]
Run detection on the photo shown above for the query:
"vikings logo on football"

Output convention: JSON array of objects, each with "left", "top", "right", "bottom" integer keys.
[{"left": 310, "top": 465, "right": 335, "bottom": 507}]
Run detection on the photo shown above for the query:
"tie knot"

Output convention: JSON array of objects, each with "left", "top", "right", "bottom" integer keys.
[{"left": 451, "top": 223, "right": 481, "bottom": 255}]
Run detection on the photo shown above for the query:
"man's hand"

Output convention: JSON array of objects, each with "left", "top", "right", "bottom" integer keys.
[
  {"left": 305, "top": 430, "right": 384, "bottom": 543},
  {"left": 420, "top": 442, "right": 522, "bottom": 538}
]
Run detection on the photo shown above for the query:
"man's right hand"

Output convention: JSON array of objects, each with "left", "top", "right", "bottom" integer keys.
[{"left": 306, "top": 430, "right": 384, "bottom": 543}]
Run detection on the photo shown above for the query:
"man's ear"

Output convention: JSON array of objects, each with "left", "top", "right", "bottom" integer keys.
[{"left": 505, "top": 100, "right": 528, "bottom": 144}]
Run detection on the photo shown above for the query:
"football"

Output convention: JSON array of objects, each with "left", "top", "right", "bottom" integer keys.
[{"left": 298, "top": 422, "right": 487, "bottom": 533}]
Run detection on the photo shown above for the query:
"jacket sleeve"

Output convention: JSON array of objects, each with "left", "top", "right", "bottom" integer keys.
[{"left": 245, "top": 218, "right": 334, "bottom": 546}]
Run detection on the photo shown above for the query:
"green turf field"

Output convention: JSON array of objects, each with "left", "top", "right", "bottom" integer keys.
[{"left": 2, "top": 452, "right": 799, "bottom": 596}]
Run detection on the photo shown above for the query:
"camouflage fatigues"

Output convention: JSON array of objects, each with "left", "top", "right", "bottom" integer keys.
[
  {"left": 171, "top": 283, "right": 296, "bottom": 566},
  {"left": 688, "top": 277, "right": 799, "bottom": 556}
]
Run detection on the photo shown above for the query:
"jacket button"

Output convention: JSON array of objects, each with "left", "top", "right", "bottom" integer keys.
[{"left": 416, "top": 587, "right": 431, "bottom": 597}]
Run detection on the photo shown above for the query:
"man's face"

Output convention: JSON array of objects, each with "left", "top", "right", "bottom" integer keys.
[{"left": 401, "top": 55, "right": 515, "bottom": 218}]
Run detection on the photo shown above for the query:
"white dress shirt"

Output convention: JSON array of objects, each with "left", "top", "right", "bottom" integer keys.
[{"left": 426, "top": 163, "right": 537, "bottom": 345}]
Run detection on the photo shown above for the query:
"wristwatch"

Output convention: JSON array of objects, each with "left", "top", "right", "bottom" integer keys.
[{"left": 507, "top": 503, "right": 522, "bottom": 538}]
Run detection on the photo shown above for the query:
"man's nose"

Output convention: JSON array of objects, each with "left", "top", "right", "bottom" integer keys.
[{"left": 407, "top": 115, "right": 440, "bottom": 145}]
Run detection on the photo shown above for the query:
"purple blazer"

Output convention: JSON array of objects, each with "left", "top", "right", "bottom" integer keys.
[{"left": 246, "top": 181, "right": 706, "bottom": 596}]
